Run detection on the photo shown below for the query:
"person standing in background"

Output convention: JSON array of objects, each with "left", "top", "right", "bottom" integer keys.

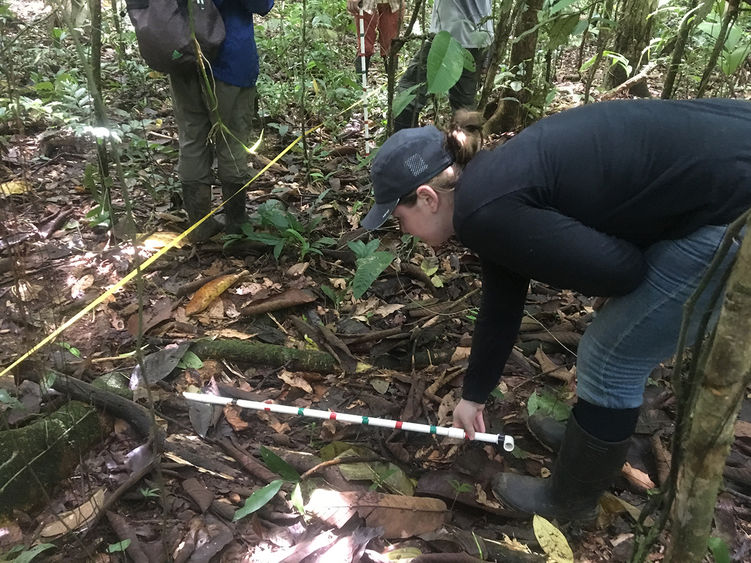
[
  {"left": 347, "top": 0, "right": 404, "bottom": 76},
  {"left": 393, "top": 0, "right": 493, "bottom": 131},
  {"left": 171, "top": 0, "right": 274, "bottom": 242}
]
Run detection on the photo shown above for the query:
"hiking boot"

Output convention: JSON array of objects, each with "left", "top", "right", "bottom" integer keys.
[
  {"left": 221, "top": 182, "right": 249, "bottom": 235},
  {"left": 182, "top": 182, "right": 222, "bottom": 242},
  {"left": 527, "top": 412, "right": 566, "bottom": 452},
  {"left": 492, "top": 414, "right": 630, "bottom": 521}
]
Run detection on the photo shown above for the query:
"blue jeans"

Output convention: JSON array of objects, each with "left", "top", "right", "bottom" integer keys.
[{"left": 576, "top": 224, "right": 743, "bottom": 409}]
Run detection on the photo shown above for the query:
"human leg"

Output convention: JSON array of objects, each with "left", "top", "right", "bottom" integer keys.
[
  {"left": 393, "top": 41, "right": 431, "bottom": 131},
  {"left": 375, "top": 3, "right": 402, "bottom": 58},
  {"left": 354, "top": 9, "right": 378, "bottom": 74},
  {"left": 494, "top": 225, "right": 742, "bottom": 519},
  {"left": 213, "top": 80, "right": 255, "bottom": 234},
  {"left": 448, "top": 48, "right": 485, "bottom": 111},
  {"left": 169, "top": 71, "right": 221, "bottom": 241}
]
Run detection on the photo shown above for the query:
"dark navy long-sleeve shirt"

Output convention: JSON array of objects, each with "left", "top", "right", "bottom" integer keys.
[{"left": 454, "top": 99, "right": 751, "bottom": 403}]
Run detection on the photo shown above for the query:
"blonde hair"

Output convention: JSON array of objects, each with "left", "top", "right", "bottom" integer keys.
[{"left": 399, "top": 110, "right": 485, "bottom": 206}]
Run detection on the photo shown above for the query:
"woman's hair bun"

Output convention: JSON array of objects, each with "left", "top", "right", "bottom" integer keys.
[{"left": 446, "top": 110, "right": 484, "bottom": 166}]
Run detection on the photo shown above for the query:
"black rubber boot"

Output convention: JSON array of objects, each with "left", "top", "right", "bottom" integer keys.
[
  {"left": 527, "top": 412, "right": 566, "bottom": 453},
  {"left": 222, "top": 182, "right": 248, "bottom": 235},
  {"left": 492, "top": 414, "right": 630, "bottom": 521},
  {"left": 182, "top": 182, "right": 222, "bottom": 242}
]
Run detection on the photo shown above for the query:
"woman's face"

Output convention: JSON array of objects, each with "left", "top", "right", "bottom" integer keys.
[{"left": 392, "top": 186, "right": 455, "bottom": 247}]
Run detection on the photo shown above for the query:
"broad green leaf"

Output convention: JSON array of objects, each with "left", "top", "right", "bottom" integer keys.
[
  {"left": 290, "top": 482, "right": 305, "bottom": 514},
  {"left": 722, "top": 44, "right": 751, "bottom": 75},
  {"left": 233, "top": 480, "right": 283, "bottom": 521},
  {"left": 0, "top": 389, "right": 22, "bottom": 408},
  {"left": 546, "top": 0, "right": 578, "bottom": 16},
  {"left": 393, "top": 83, "right": 421, "bottom": 118},
  {"left": 352, "top": 251, "right": 394, "bottom": 299},
  {"left": 260, "top": 446, "right": 301, "bottom": 481},
  {"left": 348, "top": 240, "right": 367, "bottom": 258},
  {"left": 387, "top": 547, "right": 423, "bottom": 559},
  {"left": 708, "top": 536, "right": 731, "bottom": 563},
  {"left": 178, "top": 350, "right": 203, "bottom": 370},
  {"left": 526, "top": 391, "right": 571, "bottom": 421},
  {"left": 547, "top": 13, "right": 580, "bottom": 51},
  {"left": 107, "top": 540, "right": 132, "bottom": 553},
  {"left": 12, "top": 543, "right": 55, "bottom": 563},
  {"left": 246, "top": 231, "right": 284, "bottom": 246},
  {"left": 427, "top": 31, "right": 467, "bottom": 95},
  {"left": 533, "top": 514, "right": 574, "bottom": 562},
  {"left": 421, "top": 257, "right": 439, "bottom": 277}
]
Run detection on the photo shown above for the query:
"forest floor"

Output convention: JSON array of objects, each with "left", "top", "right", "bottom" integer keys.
[{"left": 1, "top": 3, "right": 751, "bottom": 562}]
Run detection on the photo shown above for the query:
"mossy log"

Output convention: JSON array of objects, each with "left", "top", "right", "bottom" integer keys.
[
  {"left": 190, "top": 339, "right": 339, "bottom": 373},
  {"left": 0, "top": 401, "right": 109, "bottom": 516}
]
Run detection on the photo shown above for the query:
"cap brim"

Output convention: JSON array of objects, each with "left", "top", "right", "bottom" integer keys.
[{"left": 361, "top": 199, "right": 399, "bottom": 231}]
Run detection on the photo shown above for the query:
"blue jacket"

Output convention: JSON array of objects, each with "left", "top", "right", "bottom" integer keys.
[{"left": 212, "top": 0, "right": 274, "bottom": 88}]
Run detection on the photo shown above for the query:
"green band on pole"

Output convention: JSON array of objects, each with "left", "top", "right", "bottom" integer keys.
[
  {"left": 430, "top": 425, "right": 437, "bottom": 434},
  {"left": 298, "top": 407, "right": 304, "bottom": 415},
  {"left": 362, "top": 416, "right": 369, "bottom": 425}
]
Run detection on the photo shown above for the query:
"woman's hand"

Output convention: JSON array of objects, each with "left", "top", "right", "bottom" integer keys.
[{"left": 452, "top": 399, "right": 486, "bottom": 439}]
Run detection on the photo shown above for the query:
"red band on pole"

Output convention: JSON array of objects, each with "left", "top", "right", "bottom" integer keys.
[
  {"left": 329, "top": 412, "right": 337, "bottom": 420},
  {"left": 395, "top": 421, "right": 403, "bottom": 429}
]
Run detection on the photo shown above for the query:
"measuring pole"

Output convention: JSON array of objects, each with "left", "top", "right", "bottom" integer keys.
[
  {"left": 184, "top": 392, "right": 515, "bottom": 451},
  {"left": 357, "top": 8, "right": 372, "bottom": 155}
]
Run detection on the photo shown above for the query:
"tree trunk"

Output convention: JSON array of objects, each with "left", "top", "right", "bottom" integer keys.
[
  {"left": 667, "top": 215, "right": 751, "bottom": 562},
  {"left": 661, "top": 0, "right": 714, "bottom": 99},
  {"left": 484, "top": 0, "right": 543, "bottom": 133},
  {"left": 606, "top": 0, "right": 657, "bottom": 97},
  {"left": 696, "top": 0, "right": 739, "bottom": 97},
  {"left": 478, "top": 0, "right": 518, "bottom": 110}
]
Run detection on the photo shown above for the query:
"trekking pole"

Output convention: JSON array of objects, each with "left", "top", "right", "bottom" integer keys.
[
  {"left": 183, "top": 392, "right": 515, "bottom": 451},
  {"left": 357, "top": 7, "right": 372, "bottom": 155}
]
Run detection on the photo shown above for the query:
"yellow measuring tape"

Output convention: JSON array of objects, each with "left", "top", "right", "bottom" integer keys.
[
  {"left": 0, "top": 75, "right": 388, "bottom": 379},
  {"left": 0, "top": 122, "right": 326, "bottom": 379}
]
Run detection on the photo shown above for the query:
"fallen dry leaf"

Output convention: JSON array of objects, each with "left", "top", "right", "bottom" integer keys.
[
  {"left": 185, "top": 270, "right": 249, "bottom": 316},
  {"left": 41, "top": 488, "right": 106, "bottom": 538},
  {"left": 534, "top": 347, "right": 574, "bottom": 383},
  {"left": 279, "top": 370, "right": 313, "bottom": 393},
  {"left": 622, "top": 462, "right": 656, "bottom": 491},
  {"left": 306, "top": 489, "right": 447, "bottom": 538},
  {"left": 735, "top": 420, "right": 751, "bottom": 440},
  {"left": 224, "top": 405, "right": 250, "bottom": 431}
]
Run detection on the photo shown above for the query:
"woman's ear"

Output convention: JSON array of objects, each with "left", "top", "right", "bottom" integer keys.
[{"left": 415, "top": 185, "right": 440, "bottom": 211}]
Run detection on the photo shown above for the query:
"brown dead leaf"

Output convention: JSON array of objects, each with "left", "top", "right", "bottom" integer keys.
[
  {"left": 622, "top": 462, "right": 656, "bottom": 491},
  {"left": 182, "top": 478, "right": 215, "bottom": 513},
  {"left": 41, "top": 488, "right": 106, "bottom": 538},
  {"left": 70, "top": 274, "right": 94, "bottom": 299},
  {"left": 286, "top": 262, "right": 309, "bottom": 277},
  {"left": 185, "top": 270, "right": 249, "bottom": 316},
  {"left": 127, "top": 297, "right": 174, "bottom": 336},
  {"left": 306, "top": 489, "right": 447, "bottom": 538},
  {"left": 224, "top": 405, "right": 250, "bottom": 431},
  {"left": 279, "top": 370, "right": 314, "bottom": 393},
  {"left": 450, "top": 346, "right": 471, "bottom": 363},
  {"left": 735, "top": 420, "right": 751, "bottom": 440},
  {"left": 534, "top": 347, "right": 574, "bottom": 383}
]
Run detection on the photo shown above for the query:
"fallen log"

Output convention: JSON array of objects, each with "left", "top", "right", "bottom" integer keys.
[
  {"left": 190, "top": 338, "right": 339, "bottom": 373},
  {"left": 0, "top": 401, "right": 110, "bottom": 516}
]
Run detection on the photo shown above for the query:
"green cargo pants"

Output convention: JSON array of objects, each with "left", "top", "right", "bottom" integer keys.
[
  {"left": 169, "top": 71, "right": 255, "bottom": 186},
  {"left": 393, "top": 41, "right": 485, "bottom": 131}
]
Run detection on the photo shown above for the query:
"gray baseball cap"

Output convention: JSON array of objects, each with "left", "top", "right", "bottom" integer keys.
[{"left": 361, "top": 126, "right": 454, "bottom": 230}]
